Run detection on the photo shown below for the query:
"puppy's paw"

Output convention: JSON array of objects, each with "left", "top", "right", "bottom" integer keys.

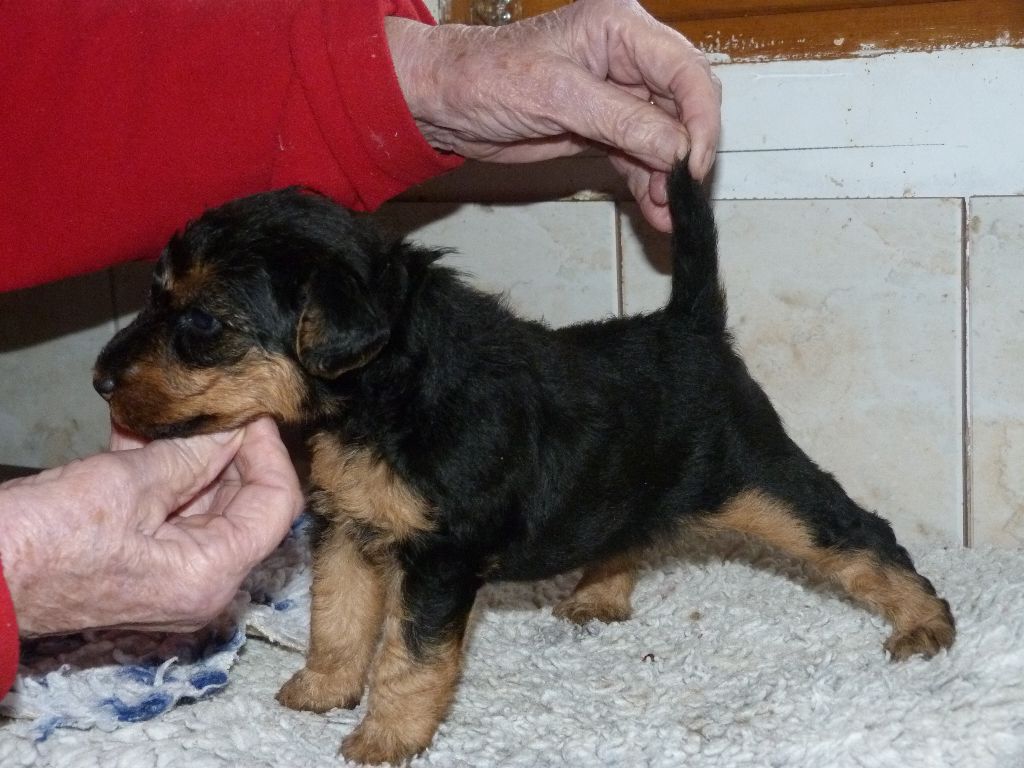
[
  {"left": 885, "top": 598, "right": 956, "bottom": 661},
  {"left": 553, "top": 594, "right": 632, "bottom": 625},
  {"left": 276, "top": 668, "right": 363, "bottom": 713},
  {"left": 341, "top": 717, "right": 431, "bottom": 766}
]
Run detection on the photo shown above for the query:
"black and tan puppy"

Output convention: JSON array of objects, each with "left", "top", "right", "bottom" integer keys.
[{"left": 94, "top": 165, "right": 954, "bottom": 765}]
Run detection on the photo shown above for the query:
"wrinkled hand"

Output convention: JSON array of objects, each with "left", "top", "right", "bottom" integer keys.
[
  {"left": 0, "top": 417, "right": 302, "bottom": 636},
  {"left": 386, "top": 0, "right": 722, "bottom": 231}
]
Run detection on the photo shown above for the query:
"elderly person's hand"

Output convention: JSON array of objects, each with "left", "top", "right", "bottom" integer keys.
[
  {"left": 0, "top": 416, "right": 302, "bottom": 636},
  {"left": 386, "top": 0, "right": 721, "bottom": 232}
]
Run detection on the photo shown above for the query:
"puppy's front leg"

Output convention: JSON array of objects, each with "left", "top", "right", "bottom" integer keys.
[
  {"left": 342, "top": 555, "right": 478, "bottom": 766},
  {"left": 277, "top": 521, "right": 384, "bottom": 712}
]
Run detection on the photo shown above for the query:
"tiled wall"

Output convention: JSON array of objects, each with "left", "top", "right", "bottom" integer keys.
[
  {"left": 623, "top": 198, "right": 966, "bottom": 549},
  {"left": 0, "top": 272, "right": 117, "bottom": 467},
  {"left": 969, "top": 199, "right": 1024, "bottom": 548},
  {"left": 0, "top": 192, "right": 1020, "bottom": 552},
  {"left": 374, "top": 193, "right": 1020, "bottom": 552}
]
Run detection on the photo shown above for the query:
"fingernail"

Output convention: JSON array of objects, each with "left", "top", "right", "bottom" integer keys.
[
  {"left": 673, "top": 131, "right": 692, "bottom": 164},
  {"left": 694, "top": 145, "right": 716, "bottom": 180}
]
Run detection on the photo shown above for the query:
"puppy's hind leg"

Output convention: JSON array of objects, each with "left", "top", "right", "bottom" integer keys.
[
  {"left": 553, "top": 552, "right": 639, "bottom": 625},
  {"left": 704, "top": 476, "right": 955, "bottom": 660}
]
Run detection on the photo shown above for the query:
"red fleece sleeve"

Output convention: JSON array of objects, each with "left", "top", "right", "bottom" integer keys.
[
  {"left": 0, "top": 559, "right": 18, "bottom": 701},
  {"left": 0, "top": 0, "right": 461, "bottom": 292}
]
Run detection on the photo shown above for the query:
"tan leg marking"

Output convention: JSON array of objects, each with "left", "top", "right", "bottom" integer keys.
[
  {"left": 311, "top": 434, "right": 433, "bottom": 544},
  {"left": 280, "top": 437, "right": 439, "bottom": 735},
  {"left": 553, "top": 552, "right": 639, "bottom": 625},
  {"left": 341, "top": 566, "right": 464, "bottom": 766},
  {"left": 276, "top": 520, "right": 384, "bottom": 712},
  {"left": 706, "top": 490, "right": 955, "bottom": 660}
]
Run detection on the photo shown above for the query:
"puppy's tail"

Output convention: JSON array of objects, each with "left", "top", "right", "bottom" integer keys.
[{"left": 665, "top": 161, "right": 727, "bottom": 336}]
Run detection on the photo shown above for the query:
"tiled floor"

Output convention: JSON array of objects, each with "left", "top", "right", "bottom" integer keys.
[{"left": 1, "top": 195, "right": 1019, "bottom": 550}]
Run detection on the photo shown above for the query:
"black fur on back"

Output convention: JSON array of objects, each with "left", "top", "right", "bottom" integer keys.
[{"left": 316, "top": 174, "right": 809, "bottom": 584}]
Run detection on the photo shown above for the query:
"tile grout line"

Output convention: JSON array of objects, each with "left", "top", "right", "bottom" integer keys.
[
  {"left": 614, "top": 204, "right": 622, "bottom": 319},
  {"left": 961, "top": 197, "right": 973, "bottom": 548}
]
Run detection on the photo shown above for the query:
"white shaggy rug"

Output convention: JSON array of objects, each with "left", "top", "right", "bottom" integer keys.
[{"left": 2, "top": 535, "right": 1023, "bottom": 768}]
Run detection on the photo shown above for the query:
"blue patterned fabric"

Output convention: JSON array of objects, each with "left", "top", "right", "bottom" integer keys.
[{"left": 0, "top": 516, "right": 312, "bottom": 740}]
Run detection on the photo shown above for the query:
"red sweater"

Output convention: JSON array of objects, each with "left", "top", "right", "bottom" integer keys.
[
  {"left": 0, "top": 0, "right": 461, "bottom": 700},
  {"left": 0, "top": 560, "right": 16, "bottom": 700}
]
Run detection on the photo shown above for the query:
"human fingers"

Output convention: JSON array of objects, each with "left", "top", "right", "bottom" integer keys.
[
  {"left": 126, "top": 429, "right": 245, "bottom": 532},
  {"left": 635, "top": 49, "right": 721, "bottom": 179},
  {"left": 573, "top": 0, "right": 721, "bottom": 177},
  {"left": 224, "top": 417, "right": 303, "bottom": 556},
  {"left": 647, "top": 88, "right": 720, "bottom": 182},
  {"left": 172, "top": 418, "right": 302, "bottom": 566},
  {"left": 544, "top": 67, "right": 691, "bottom": 172},
  {"left": 609, "top": 153, "right": 673, "bottom": 232},
  {"left": 675, "top": 69, "right": 722, "bottom": 179}
]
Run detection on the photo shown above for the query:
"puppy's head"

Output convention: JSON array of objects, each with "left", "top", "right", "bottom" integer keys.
[{"left": 94, "top": 189, "right": 415, "bottom": 439}]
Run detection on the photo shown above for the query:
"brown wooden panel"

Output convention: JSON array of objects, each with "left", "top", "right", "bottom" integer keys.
[
  {"left": 443, "top": 0, "right": 1024, "bottom": 61},
  {"left": 642, "top": 0, "right": 947, "bottom": 20},
  {"left": 680, "top": 0, "right": 1024, "bottom": 60}
]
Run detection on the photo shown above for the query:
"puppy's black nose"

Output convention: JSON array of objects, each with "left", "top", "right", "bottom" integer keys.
[{"left": 93, "top": 374, "right": 117, "bottom": 400}]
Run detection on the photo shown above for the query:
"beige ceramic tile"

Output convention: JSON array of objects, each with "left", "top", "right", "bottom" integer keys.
[
  {"left": 968, "top": 197, "right": 1024, "bottom": 547},
  {"left": 0, "top": 272, "right": 117, "bottom": 467},
  {"left": 375, "top": 201, "right": 619, "bottom": 328},
  {"left": 621, "top": 198, "right": 964, "bottom": 549}
]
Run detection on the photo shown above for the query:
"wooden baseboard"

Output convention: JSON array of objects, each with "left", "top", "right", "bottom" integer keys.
[{"left": 442, "top": 0, "right": 1024, "bottom": 62}]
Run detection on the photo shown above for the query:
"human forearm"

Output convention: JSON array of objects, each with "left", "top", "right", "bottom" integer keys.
[{"left": 384, "top": 0, "right": 721, "bottom": 232}]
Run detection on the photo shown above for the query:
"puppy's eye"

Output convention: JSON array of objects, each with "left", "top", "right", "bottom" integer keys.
[{"left": 182, "top": 307, "right": 222, "bottom": 336}]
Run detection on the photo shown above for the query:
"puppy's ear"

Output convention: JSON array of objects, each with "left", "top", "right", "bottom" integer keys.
[{"left": 295, "top": 270, "right": 390, "bottom": 379}]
